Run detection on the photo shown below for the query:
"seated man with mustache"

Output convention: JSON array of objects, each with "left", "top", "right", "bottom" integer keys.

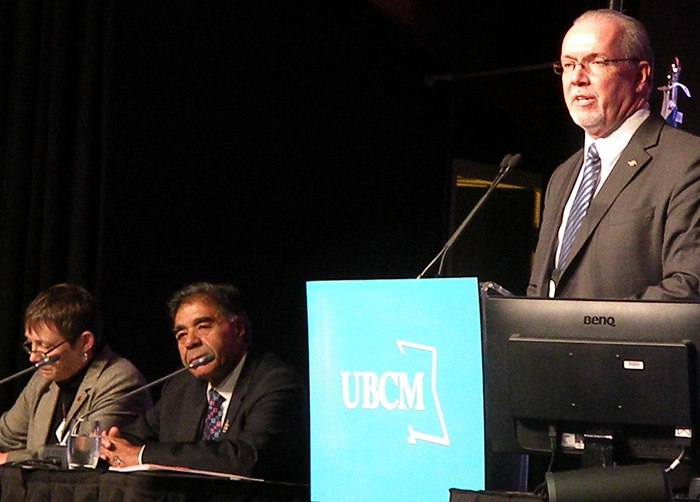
[{"left": 100, "top": 282, "right": 308, "bottom": 483}]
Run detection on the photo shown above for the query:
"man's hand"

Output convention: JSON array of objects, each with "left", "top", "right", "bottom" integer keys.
[
  {"left": 99, "top": 426, "right": 142, "bottom": 468},
  {"left": 0, "top": 452, "right": 7, "bottom": 465}
]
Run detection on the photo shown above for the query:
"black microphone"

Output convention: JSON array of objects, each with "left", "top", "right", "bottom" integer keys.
[
  {"left": 73, "top": 353, "right": 215, "bottom": 424},
  {"left": 0, "top": 354, "right": 61, "bottom": 386},
  {"left": 417, "top": 153, "right": 524, "bottom": 278}
]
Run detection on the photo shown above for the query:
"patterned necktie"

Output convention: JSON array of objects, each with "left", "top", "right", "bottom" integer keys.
[
  {"left": 202, "top": 389, "right": 225, "bottom": 440},
  {"left": 558, "top": 143, "right": 601, "bottom": 270}
]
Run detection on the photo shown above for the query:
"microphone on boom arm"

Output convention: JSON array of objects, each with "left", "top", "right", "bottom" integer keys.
[
  {"left": 417, "top": 153, "right": 524, "bottom": 279},
  {"left": 0, "top": 354, "right": 61, "bottom": 387},
  {"left": 38, "top": 353, "right": 215, "bottom": 468},
  {"left": 74, "top": 353, "right": 215, "bottom": 425}
]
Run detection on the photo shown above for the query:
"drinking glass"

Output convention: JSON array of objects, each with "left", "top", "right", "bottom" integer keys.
[{"left": 67, "top": 419, "right": 101, "bottom": 469}]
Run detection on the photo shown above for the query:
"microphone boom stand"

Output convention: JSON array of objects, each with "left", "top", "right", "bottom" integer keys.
[
  {"left": 417, "top": 153, "right": 523, "bottom": 278},
  {"left": 0, "top": 355, "right": 61, "bottom": 386}
]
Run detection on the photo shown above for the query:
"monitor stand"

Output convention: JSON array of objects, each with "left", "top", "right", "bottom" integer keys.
[{"left": 580, "top": 430, "right": 616, "bottom": 468}]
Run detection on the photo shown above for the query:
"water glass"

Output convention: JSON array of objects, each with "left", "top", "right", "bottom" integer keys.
[{"left": 67, "top": 420, "right": 101, "bottom": 469}]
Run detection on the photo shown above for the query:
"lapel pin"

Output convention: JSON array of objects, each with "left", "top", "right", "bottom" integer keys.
[
  {"left": 222, "top": 420, "right": 230, "bottom": 433},
  {"left": 627, "top": 159, "right": 638, "bottom": 167}
]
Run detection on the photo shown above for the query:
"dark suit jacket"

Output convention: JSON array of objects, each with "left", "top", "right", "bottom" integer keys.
[
  {"left": 122, "top": 348, "right": 308, "bottom": 483},
  {"left": 528, "top": 114, "right": 700, "bottom": 300}
]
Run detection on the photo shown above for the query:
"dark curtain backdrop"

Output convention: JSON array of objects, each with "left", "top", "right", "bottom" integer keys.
[
  {"left": 0, "top": 1, "right": 110, "bottom": 409},
  {"left": 0, "top": 0, "right": 450, "bottom": 399}
]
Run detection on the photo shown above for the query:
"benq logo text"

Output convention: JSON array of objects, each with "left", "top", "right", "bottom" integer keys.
[{"left": 583, "top": 315, "right": 616, "bottom": 327}]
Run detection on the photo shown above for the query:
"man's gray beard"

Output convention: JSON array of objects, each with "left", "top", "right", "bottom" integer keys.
[{"left": 570, "top": 108, "right": 604, "bottom": 130}]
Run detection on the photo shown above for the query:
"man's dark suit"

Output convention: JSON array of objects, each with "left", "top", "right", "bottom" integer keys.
[
  {"left": 528, "top": 114, "right": 700, "bottom": 300},
  {"left": 122, "top": 348, "right": 308, "bottom": 483}
]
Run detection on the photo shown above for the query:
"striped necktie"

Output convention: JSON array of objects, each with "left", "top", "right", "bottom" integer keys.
[
  {"left": 558, "top": 143, "right": 601, "bottom": 270},
  {"left": 202, "top": 389, "right": 225, "bottom": 440}
]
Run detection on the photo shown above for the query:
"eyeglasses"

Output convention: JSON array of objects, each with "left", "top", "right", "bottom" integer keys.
[
  {"left": 22, "top": 338, "right": 68, "bottom": 358},
  {"left": 553, "top": 57, "right": 640, "bottom": 75}
]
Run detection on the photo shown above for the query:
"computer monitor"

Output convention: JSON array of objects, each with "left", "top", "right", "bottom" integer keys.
[{"left": 482, "top": 296, "right": 700, "bottom": 467}]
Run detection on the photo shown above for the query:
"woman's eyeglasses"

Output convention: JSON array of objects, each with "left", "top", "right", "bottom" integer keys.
[{"left": 21, "top": 338, "right": 67, "bottom": 358}]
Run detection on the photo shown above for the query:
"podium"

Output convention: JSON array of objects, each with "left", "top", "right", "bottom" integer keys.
[{"left": 306, "top": 278, "right": 485, "bottom": 502}]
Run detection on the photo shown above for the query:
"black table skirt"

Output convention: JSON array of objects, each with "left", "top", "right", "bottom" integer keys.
[{"left": 0, "top": 466, "right": 309, "bottom": 502}]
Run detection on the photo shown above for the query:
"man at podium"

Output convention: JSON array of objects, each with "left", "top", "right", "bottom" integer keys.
[{"left": 527, "top": 9, "right": 700, "bottom": 301}]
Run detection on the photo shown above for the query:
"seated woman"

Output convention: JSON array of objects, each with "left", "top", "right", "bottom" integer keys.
[{"left": 0, "top": 283, "right": 152, "bottom": 464}]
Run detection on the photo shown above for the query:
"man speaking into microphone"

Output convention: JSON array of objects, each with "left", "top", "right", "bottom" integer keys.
[
  {"left": 527, "top": 9, "right": 700, "bottom": 300},
  {"left": 100, "top": 282, "right": 309, "bottom": 483}
]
